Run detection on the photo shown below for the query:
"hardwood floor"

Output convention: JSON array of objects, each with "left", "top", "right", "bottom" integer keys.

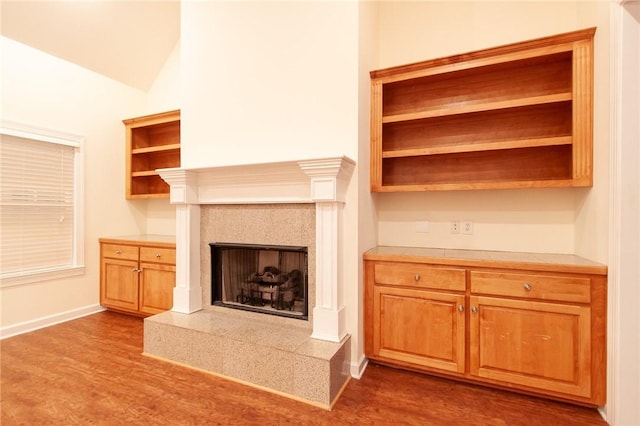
[{"left": 1, "top": 311, "right": 607, "bottom": 425}]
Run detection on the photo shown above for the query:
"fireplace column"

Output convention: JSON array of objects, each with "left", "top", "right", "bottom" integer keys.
[
  {"left": 157, "top": 169, "right": 203, "bottom": 313},
  {"left": 300, "top": 158, "right": 354, "bottom": 343}
]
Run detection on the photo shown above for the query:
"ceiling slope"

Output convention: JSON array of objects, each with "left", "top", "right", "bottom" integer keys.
[{"left": 1, "top": 0, "right": 180, "bottom": 91}]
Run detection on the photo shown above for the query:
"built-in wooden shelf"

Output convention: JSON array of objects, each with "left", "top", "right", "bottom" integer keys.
[
  {"left": 370, "top": 28, "right": 596, "bottom": 192},
  {"left": 124, "top": 110, "right": 180, "bottom": 199}
]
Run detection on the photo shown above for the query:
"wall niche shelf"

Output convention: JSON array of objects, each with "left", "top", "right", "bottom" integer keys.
[
  {"left": 370, "top": 28, "right": 595, "bottom": 192},
  {"left": 124, "top": 110, "right": 180, "bottom": 199}
]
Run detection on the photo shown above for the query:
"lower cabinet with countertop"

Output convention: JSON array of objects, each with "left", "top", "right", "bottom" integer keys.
[
  {"left": 364, "top": 246, "right": 607, "bottom": 406},
  {"left": 100, "top": 235, "right": 176, "bottom": 316}
]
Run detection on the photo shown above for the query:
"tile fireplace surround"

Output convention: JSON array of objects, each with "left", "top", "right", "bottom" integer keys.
[{"left": 143, "top": 157, "right": 355, "bottom": 408}]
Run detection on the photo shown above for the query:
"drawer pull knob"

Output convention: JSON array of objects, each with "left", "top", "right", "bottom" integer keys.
[
  {"left": 414, "top": 274, "right": 420, "bottom": 281},
  {"left": 457, "top": 305, "right": 464, "bottom": 312},
  {"left": 115, "top": 250, "right": 122, "bottom": 255},
  {"left": 471, "top": 306, "right": 478, "bottom": 313},
  {"left": 155, "top": 254, "right": 161, "bottom": 258},
  {"left": 524, "top": 283, "right": 532, "bottom": 291}
]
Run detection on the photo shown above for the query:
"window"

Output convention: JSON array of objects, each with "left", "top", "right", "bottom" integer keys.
[{"left": 0, "top": 120, "right": 85, "bottom": 287}]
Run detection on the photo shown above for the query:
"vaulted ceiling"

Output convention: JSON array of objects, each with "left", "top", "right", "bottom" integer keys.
[{"left": 1, "top": 0, "right": 180, "bottom": 91}]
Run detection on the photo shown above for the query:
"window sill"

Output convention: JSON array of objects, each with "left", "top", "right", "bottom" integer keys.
[{"left": 0, "top": 266, "right": 86, "bottom": 288}]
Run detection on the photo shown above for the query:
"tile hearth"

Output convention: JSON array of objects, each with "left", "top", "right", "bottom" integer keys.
[{"left": 144, "top": 308, "right": 351, "bottom": 408}]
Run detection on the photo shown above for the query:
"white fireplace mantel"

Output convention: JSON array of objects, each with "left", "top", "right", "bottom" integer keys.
[
  {"left": 158, "top": 156, "right": 355, "bottom": 343},
  {"left": 158, "top": 156, "right": 355, "bottom": 205}
]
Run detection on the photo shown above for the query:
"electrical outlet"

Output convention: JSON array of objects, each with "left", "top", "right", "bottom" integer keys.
[
  {"left": 461, "top": 221, "right": 473, "bottom": 235},
  {"left": 450, "top": 221, "right": 460, "bottom": 234}
]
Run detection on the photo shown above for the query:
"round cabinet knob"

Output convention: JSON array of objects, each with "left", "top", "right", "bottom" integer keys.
[
  {"left": 524, "top": 283, "right": 532, "bottom": 291},
  {"left": 155, "top": 253, "right": 161, "bottom": 258},
  {"left": 457, "top": 305, "right": 464, "bottom": 312},
  {"left": 414, "top": 274, "right": 420, "bottom": 281},
  {"left": 471, "top": 306, "right": 478, "bottom": 313},
  {"left": 115, "top": 249, "right": 122, "bottom": 255}
]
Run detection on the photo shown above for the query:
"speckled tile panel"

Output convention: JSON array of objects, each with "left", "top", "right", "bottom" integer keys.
[
  {"left": 147, "top": 310, "right": 244, "bottom": 336},
  {"left": 222, "top": 339, "right": 295, "bottom": 395},
  {"left": 295, "top": 334, "right": 348, "bottom": 360},
  {"left": 329, "top": 336, "right": 351, "bottom": 402},
  {"left": 224, "top": 320, "right": 310, "bottom": 353},
  {"left": 144, "top": 322, "right": 222, "bottom": 372},
  {"left": 292, "top": 355, "right": 330, "bottom": 404}
]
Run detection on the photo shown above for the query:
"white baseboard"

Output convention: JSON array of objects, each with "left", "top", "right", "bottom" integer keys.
[
  {"left": 350, "top": 354, "right": 369, "bottom": 379},
  {"left": 0, "top": 304, "right": 106, "bottom": 339}
]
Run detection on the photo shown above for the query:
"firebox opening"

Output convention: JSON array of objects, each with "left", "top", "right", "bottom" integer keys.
[{"left": 210, "top": 242, "right": 308, "bottom": 320}]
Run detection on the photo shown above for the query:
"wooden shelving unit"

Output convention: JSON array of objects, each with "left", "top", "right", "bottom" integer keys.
[
  {"left": 124, "top": 110, "right": 180, "bottom": 199},
  {"left": 370, "top": 28, "right": 595, "bottom": 192}
]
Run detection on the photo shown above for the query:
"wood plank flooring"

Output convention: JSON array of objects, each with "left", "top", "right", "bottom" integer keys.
[{"left": 1, "top": 311, "right": 607, "bottom": 425}]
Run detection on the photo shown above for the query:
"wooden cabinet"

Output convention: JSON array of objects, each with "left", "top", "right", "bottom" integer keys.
[
  {"left": 370, "top": 28, "right": 595, "bottom": 192},
  {"left": 124, "top": 110, "right": 180, "bottom": 199},
  {"left": 364, "top": 247, "right": 607, "bottom": 406},
  {"left": 371, "top": 262, "right": 466, "bottom": 373},
  {"left": 100, "top": 236, "right": 176, "bottom": 316}
]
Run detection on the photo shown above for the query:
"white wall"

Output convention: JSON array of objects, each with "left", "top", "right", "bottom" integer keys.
[
  {"left": 375, "top": 1, "right": 609, "bottom": 258},
  {"left": 0, "top": 37, "right": 147, "bottom": 331},
  {"left": 180, "top": 1, "right": 359, "bottom": 169}
]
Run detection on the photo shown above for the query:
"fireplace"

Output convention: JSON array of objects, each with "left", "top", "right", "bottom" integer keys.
[
  {"left": 210, "top": 242, "right": 308, "bottom": 319},
  {"left": 145, "top": 157, "right": 355, "bottom": 408}
]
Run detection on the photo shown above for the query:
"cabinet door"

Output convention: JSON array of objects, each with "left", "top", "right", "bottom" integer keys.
[
  {"left": 101, "top": 257, "right": 140, "bottom": 312},
  {"left": 469, "top": 296, "right": 591, "bottom": 398},
  {"left": 373, "top": 286, "right": 465, "bottom": 373},
  {"left": 139, "top": 262, "right": 175, "bottom": 315}
]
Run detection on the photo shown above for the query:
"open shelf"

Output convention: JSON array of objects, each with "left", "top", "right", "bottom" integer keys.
[
  {"left": 370, "top": 28, "right": 595, "bottom": 192},
  {"left": 124, "top": 110, "right": 180, "bottom": 199},
  {"left": 382, "top": 93, "right": 572, "bottom": 124},
  {"left": 130, "top": 175, "right": 171, "bottom": 198}
]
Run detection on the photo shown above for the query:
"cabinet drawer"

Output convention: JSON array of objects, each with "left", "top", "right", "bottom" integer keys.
[
  {"left": 101, "top": 243, "right": 138, "bottom": 261},
  {"left": 470, "top": 271, "right": 590, "bottom": 303},
  {"left": 374, "top": 262, "right": 465, "bottom": 291},
  {"left": 140, "top": 246, "right": 176, "bottom": 265}
]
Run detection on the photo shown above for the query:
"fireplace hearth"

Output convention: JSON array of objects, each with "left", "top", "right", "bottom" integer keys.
[{"left": 210, "top": 243, "right": 308, "bottom": 320}]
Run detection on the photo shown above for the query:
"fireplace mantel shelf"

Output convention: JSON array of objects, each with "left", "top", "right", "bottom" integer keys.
[{"left": 158, "top": 156, "right": 355, "bottom": 205}]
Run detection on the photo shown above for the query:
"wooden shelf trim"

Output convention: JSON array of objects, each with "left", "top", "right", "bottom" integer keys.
[
  {"left": 131, "top": 170, "right": 161, "bottom": 177},
  {"left": 376, "top": 179, "right": 579, "bottom": 193},
  {"left": 370, "top": 28, "right": 595, "bottom": 82},
  {"left": 122, "top": 109, "right": 180, "bottom": 126},
  {"left": 382, "top": 136, "right": 572, "bottom": 159},
  {"left": 382, "top": 93, "right": 572, "bottom": 124},
  {"left": 131, "top": 144, "right": 180, "bottom": 155}
]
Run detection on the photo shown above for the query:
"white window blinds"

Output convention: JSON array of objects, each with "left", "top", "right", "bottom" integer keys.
[{"left": 0, "top": 126, "right": 83, "bottom": 284}]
